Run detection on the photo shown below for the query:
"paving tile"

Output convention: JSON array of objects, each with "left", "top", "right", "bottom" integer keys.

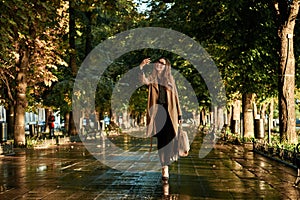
[{"left": 0, "top": 129, "right": 300, "bottom": 199}]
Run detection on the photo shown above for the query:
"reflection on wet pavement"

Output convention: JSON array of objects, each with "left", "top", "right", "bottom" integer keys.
[{"left": 0, "top": 128, "right": 299, "bottom": 199}]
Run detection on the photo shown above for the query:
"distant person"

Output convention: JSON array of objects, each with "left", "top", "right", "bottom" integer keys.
[
  {"left": 293, "top": 143, "right": 300, "bottom": 187},
  {"left": 48, "top": 112, "right": 55, "bottom": 138},
  {"left": 139, "top": 57, "right": 182, "bottom": 183},
  {"left": 89, "top": 110, "right": 96, "bottom": 130},
  {"left": 104, "top": 115, "right": 110, "bottom": 129}
]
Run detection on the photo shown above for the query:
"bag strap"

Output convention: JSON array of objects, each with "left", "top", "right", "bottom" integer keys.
[{"left": 179, "top": 123, "right": 183, "bottom": 134}]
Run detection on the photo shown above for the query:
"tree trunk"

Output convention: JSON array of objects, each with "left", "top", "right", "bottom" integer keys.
[
  {"left": 69, "top": 3, "right": 77, "bottom": 77},
  {"left": 275, "top": 0, "right": 299, "bottom": 144},
  {"left": 45, "top": 109, "right": 50, "bottom": 133},
  {"left": 226, "top": 106, "right": 232, "bottom": 128},
  {"left": 269, "top": 99, "right": 274, "bottom": 129},
  {"left": 253, "top": 101, "right": 259, "bottom": 119},
  {"left": 85, "top": 11, "right": 93, "bottom": 55},
  {"left": 122, "top": 110, "right": 129, "bottom": 129},
  {"left": 231, "top": 99, "right": 241, "bottom": 134},
  {"left": 217, "top": 106, "right": 224, "bottom": 131},
  {"left": 64, "top": 112, "right": 70, "bottom": 135},
  {"left": 260, "top": 103, "right": 267, "bottom": 125},
  {"left": 69, "top": 1, "right": 79, "bottom": 136},
  {"left": 209, "top": 109, "right": 214, "bottom": 130},
  {"left": 68, "top": 111, "right": 77, "bottom": 135},
  {"left": 212, "top": 106, "right": 219, "bottom": 132},
  {"left": 192, "top": 110, "right": 199, "bottom": 126},
  {"left": 242, "top": 93, "right": 255, "bottom": 138},
  {"left": 14, "top": 49, "right": 28, "bottom": 146},
  {"left": 7, "top": 104, "right": 14, "bottom": 140},
  {"left": 200, "top": 108, "right": 206, "bottom": 126}
]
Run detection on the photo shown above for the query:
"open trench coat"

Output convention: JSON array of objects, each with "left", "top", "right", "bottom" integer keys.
[{"left": 140, "top": 71, "right": 182, "bottom": 138}]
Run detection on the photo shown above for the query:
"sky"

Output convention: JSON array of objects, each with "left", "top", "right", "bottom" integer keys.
[{"left": 134, "top": 0, "right": 150, "bottom": 13}]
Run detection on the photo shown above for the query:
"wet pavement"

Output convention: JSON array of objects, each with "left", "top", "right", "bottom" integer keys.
[{"left": 0, "top": 127, "right": 300, "bottom": 200}]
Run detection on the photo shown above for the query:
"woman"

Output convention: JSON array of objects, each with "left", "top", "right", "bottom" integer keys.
[{"left": 139, "top": 57, "right": 182, "bottom": 182}]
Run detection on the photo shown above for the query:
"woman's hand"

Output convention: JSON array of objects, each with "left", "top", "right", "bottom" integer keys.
[{"left": 140, "top": 58, "right": 151, "bottom": 69}]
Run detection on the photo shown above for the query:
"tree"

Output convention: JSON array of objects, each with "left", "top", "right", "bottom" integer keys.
[
  {"left": 274, "top": 0, "right": 299, "bottom": 144},
  {"left": 65, "top": 0, "right": 143, "bottom": 133},
  {"left": 145, "top": 0, "right": 279, "bottom": 137},
  {"left": 0, "top": 0, "right": 68, "bottom": 146}
]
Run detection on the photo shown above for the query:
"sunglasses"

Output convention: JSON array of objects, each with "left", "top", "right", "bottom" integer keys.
[{"left": 156, "top": 60, "right": 166, "bottom": 65}]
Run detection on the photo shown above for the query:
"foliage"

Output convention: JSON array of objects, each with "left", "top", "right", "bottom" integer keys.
[
  {"left": 145, "top": 0, "right": 278, "bottom": 103},
  {"left": 0, "top": 0, "right": 68, "bottom": 108},
  {"left": 68, "top": 0, "right": 143, "bottom": 120},
  {"left": 1, "top": 0, "right": 300, "bottom": 144}
]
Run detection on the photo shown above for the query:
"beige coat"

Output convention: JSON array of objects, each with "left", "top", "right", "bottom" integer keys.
[{"left": 141, "top": 72, "right": 182, "bottom": 137}]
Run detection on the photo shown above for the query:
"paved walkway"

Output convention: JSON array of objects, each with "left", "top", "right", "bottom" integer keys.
[{"left": 0, "top": 127, "right": 299, "bottom": 199}]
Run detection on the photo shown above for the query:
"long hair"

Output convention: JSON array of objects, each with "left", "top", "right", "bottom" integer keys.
[{"left": 149, "top": 58, "right": 174, "bottom": 90}]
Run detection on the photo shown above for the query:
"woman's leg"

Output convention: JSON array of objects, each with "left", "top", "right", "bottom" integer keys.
[
  {"left": 158, "top": 139, "right": 174, "bottom": 166},
  {"left": 155, "top": 105, "right": 175, "bottom": 182},
  {"left": 162, "top": 165, "right": 169, "bottom": 178},
  {"left": 158, "top": 140, "right": 173, "bottom": 182}
]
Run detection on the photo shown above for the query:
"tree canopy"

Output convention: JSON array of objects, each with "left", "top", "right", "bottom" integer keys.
[{"left": 0, "top": 0, "right": 299, "bottom": 144}]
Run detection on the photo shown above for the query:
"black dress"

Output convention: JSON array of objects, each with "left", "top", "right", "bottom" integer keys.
[{"left": 153, "top": 83, "right": 177, "bottom": 166}]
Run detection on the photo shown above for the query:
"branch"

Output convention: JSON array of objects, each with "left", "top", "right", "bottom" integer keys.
[
  {"left": 289, "top": 0, "right": 300, "bottom": 22},
  {"left": 0, "top": 70, "right": 14, "bottom": 101},
  {"left": 274, "top": 1, "right": 280, "bottom": 17}
]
